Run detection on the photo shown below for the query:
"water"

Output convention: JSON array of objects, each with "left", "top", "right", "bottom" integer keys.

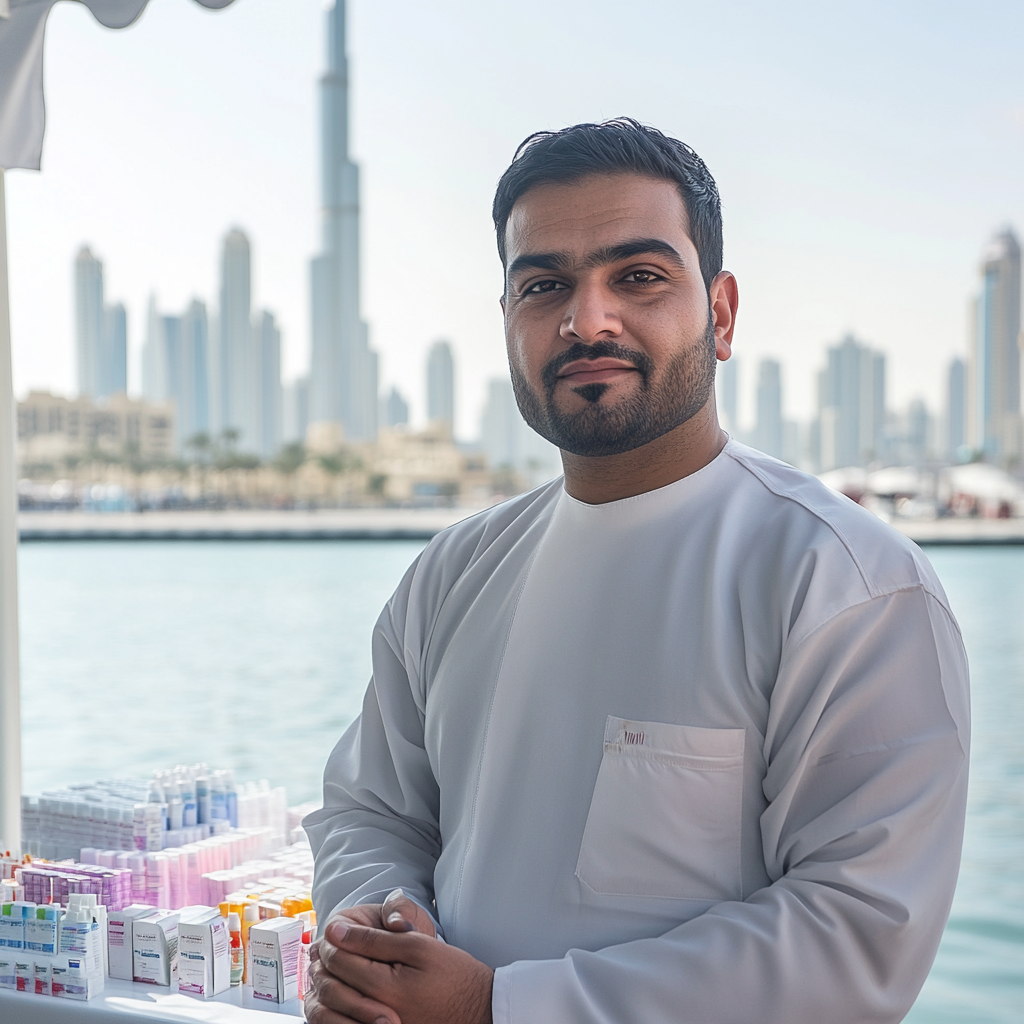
[{"left": 16, "top": 541, "right": 1024, "bottom": 1022}]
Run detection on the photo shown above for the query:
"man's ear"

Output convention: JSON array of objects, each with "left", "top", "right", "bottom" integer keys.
[{"left": 709, "top": 271, "right": 738, "bottom": 360}]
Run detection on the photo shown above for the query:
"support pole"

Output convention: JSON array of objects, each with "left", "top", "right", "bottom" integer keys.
[{"left": 0, "top": 167, "right": 22, "bottom": 856}]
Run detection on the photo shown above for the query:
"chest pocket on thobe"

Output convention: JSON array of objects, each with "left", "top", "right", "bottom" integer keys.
[{"left": 575, "top": 717, "right": 746, "bottom": 902}]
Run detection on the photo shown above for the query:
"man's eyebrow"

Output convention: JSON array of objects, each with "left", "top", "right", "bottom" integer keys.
[
  {"left": 506, "top": 238, "right": 687, "bottom": 280},
  {"left": 582, "top": 238, "right": 687, "bottom": 270}
]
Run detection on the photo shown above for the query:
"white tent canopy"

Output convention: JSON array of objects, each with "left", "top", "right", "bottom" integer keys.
[{"left": 0, "top": 0, "right": 237, "bottom": 854}]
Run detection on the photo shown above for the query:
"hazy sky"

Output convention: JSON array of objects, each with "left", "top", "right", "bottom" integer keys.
[{"left": 5, "top": 0, "right": 1024, "bottom": 437}]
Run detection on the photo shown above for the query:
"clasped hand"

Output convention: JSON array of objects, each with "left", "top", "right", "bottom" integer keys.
[{"left": 305, "top": 888, "right": 494, "bottom": 1024}]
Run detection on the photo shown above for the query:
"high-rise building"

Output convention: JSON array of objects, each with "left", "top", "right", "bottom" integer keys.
[
  {"left": 945, "top": 357, "right": 967, "bottom": 459},
  {"left": 181, "top": 300, "right": 210, "bottom": 444},
  {"left": 102, "top": 303, "right": 128, "bottom": 398},
  {"left": 426, "top": 340, "right": 455, "bottom": 437},
  {"left": 479, "top": 377, "right": 560, "bottom": 487},
  {"left": 75, "top": 246, "right": 127, "bottom": 400},
  {"left": 381, "top": 386, "right": 409, "bottom": 429},
  {"left": 816, "top": 335, "right": 886, "bottom": 471},
  {"left": 142, "top": 297, "right": 210, "bottom": 452},
  {"left": 283, "top": 377, "right": 310, "bottom": 445},
  {"left": 968, "top": 228, "right": 1021, "bottom": 460},
  {"left": 715, "top": 356, "right": 738, "bottom": 436},
  {"left": 254, "top": 310, "right": 282, "bottom": 457},
  {"left": 217, "top": 227, "right": 258, "bottom": 450},
  {"left": 753, "top": 358, "right": 784, "bottom": 460},
  {"left": 74, "top": 247, "right": 104, "bottom": 399},
  {"left": 309, "top": 0, "right": 378, "bottom": 441}
]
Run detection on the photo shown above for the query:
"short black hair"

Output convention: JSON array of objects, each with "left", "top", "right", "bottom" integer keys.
[{"left": 492, "top": 118, "right": 722, "bottom": 292}]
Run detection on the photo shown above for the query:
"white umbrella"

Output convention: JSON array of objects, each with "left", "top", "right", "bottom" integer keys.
[{"left": 0, "top": 0, "right": 236, "bottom": 855}]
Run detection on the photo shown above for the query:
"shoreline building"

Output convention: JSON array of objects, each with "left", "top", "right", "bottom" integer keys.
[
  {"left": 968, "top": 228, "right": 1021, "bottom": 462},
  {"left": 309, "top": 0, "right": 378, "bottom": 441},
  {"left": 816, "top": 335, "right": 886, "bottom": 471},
  {"left": 74, "top": 246, "right": 127, "bottom": 400},
  {"left": 427, "top": 340, "right": 455, "bottom": 438}
]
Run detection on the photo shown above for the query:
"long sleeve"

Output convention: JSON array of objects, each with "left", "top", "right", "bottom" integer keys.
[
  {"left": 492, "top": 585, "right": 970, "bottom": 1024},
  {"left": 304, "top": 560, "right": 443, "bottom": 931}
]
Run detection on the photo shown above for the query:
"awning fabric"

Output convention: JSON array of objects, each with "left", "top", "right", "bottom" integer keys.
[{"left": 0, "top": 0, "right": 235, "bottom": 170}]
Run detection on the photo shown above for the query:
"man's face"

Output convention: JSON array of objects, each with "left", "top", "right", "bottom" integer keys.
[{"left": 501, "top": 173, "right": 723, "bottom": 458}]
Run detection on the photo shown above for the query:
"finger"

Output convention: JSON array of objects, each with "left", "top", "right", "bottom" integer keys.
[
  {"left": 308, "top": 968, "right": 400, "bottom": 1024},
  {"left": 381, "top": 888, "right": 436, "bottom": 937},
  {"left": 327, "top": 920, "right": 434, "bottom": 967}
]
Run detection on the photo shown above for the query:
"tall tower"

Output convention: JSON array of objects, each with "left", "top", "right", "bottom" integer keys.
[
  {"left": 817, "top": 335, "right": 886, "bottom": 470},
  {"left": 968, "top": 228, "right": 1021, "bottom": 461},
  {"left": 309, "top": 0, "right": 378, "bottom": 441},
  {"left": 427, "top": 340, "right": 455, "bottom": 437},
  {"left": 754, "top": 358, "right": 783, "bottom": 460},
  {"left": 219, "top": 227, "right": 258, "bottom": 449},
  {"left": 74, "top": 247, "right": 104, "bottom": 398}
]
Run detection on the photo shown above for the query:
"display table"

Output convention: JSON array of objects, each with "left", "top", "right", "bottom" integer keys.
[{"left": 0, "top": 977, "right": 304, "bottom": 1023}]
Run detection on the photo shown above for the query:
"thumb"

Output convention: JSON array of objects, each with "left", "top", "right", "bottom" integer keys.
[{"left": 381, "top": 888, "right": 437, "bottom": 938}]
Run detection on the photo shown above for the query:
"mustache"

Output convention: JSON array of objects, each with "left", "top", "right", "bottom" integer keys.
[{"left": 540, "top": 341, "right": 654, "bottom": 394}]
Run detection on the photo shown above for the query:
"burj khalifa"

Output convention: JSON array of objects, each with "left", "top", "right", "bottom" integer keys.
[{"left": 309, "top": 0, "right": 378, "bottom": 440}]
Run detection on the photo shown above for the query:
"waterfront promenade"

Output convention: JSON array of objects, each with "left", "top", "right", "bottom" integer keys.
[{"left": 16, "top": 508, "right": 1024, "bottom": 544}]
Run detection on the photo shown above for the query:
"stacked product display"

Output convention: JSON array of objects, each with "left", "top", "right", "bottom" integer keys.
[{"left": 1, "top": 766, "right": 319, "bottom": 1009}]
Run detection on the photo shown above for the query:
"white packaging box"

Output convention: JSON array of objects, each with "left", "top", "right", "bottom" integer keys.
[
  {"left": 108, "top": 904, "right": 155, "bottom": 981},
  {"left": 0, "top": 901, "right": 32, "bottom": 950},
  {"left": 249, "top": 917, "right": 303, "bottom": 1004},
  {"left": 0, "top": 953, "right": 15, "bottom": 989},
  {"left": 59, "top": 918, "right": 103, "bottom": 979},
  {"left": 32, "top": 956, "right": 52, "bottom": 996},
  {"left": 25, "top": 910, "right": 59, "bottom": 956},
  {"left": 132, "top": 910, "right": 179, "bottom": 986},
  {"left": 178, "top": 907, "right": 230, "bottom": 998},
  {"left": 14, "top": 954, "right": 33, "bottom": 992},
  {"left": 57, "top": 956, "right": 105, "bottom": 1000}
]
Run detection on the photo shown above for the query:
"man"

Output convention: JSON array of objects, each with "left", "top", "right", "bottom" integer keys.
[{"left": 303, "top": 118, "right": 969, "bottom": 1024}]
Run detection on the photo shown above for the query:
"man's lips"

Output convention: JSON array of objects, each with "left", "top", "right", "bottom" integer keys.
[{"left": 556, "top": 358, "right": 639, "bottom": 385}]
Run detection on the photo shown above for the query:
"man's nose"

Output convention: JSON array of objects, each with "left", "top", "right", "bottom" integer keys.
[{"left": 560, "top": 280, "right": 622, "bottom": 343}]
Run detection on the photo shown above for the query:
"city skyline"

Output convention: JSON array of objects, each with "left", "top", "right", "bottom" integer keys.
[{"left": 7, "top": 0, "right": 1024, "bottom": 439}]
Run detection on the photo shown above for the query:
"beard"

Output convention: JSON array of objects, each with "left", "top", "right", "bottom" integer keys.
[{"left": 510, "top": 311, "right": 718, "bottom": 458}]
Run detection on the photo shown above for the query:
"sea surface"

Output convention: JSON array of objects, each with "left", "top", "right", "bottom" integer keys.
[{"left": 17, "top": 540, "right": 1024, "bottom": 1022}]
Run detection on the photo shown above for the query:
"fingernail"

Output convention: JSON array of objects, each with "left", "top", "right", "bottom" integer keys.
[
  {"left": 327, "top": 922, "right": 349, "bottom": 943},
  {"left": 385, "top": 887, "right": 407, "bottom": 902},
  {"left": 386, "top": 912, "right": 414, "bottom": 931}
]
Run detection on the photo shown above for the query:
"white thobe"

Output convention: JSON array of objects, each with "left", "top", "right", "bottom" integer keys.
[{"left": 304, "top": 440, "right": 970, "bottom": 1024}]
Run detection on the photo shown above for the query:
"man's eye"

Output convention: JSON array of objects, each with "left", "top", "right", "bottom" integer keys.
[
  {"left": 623, "top": 270, "right": 662, "bottom": 284},
  {"left": 524, "top": 280, "right": 566, "bottom": 294}
]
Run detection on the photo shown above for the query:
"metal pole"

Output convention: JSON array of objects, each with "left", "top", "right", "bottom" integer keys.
[{"left": 0, "top": 167, "right": 22, "bottom": 856}]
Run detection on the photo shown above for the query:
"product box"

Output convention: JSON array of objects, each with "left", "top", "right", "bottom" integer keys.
[
  {"left": 0, "top": 901, "right": 34, "bottom": 949},
  {"left": 14, "top": 954, "right": 33, "bottom": 992},
  {"left": 25, "top": 906, "right": 60, "bottom": 955},
  {"left": 132, "top": 910, "right": 179, "bottom": 986},
  {"left": 178, "top": 906, "right": 230, "bottom": 998},
  {"left": 249, "top": 917, "right": 303, "bottom": 1004},
  {"left": 33, "top": 957, "right": 52, "bottom": 996},
  {"left": 59, "top": 917, "right": 103, "bottom": 979},
  {"left": 56, "top": 956, "right": 105, "bottom": 1000},
  {"left": 107, "top": 904, "right": 155, "bottom": 981},
  {"left": 0, "top": 953, "right": 15, "bottom": 990}
]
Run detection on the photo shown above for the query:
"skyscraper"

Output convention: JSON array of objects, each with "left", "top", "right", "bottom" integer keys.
[
  {"left": 74, "top": 247, "right": 103, "bottom": 399},
  {"left": 218, "top": 227, "right": 258, "bottom": 449},
  {"left": 309, "top": 0, "right": 378, "bottom": 441},
  {"left": 75, "top": 247, "right": 127, "bottom": 400},
  {"left": 968, "top": 228, "right": 1021, "bottom": 460},
  {"left": 945, "top": 357, "right": 966, "bottom": 459},
  {"left": 181, "top": 300, "right": 210, "bottom": 443},
  {"left": 426, "top": 340, "right": 455, "bottom": 437},
  {"left": 381, "top": 386, "right": 409, "bottom": 429},
  {"left": 103, "top": 303, "right": 128, "bottom": 397},
  {"left": 254, "top": 310, "right": 282, "bottom": 457},
  {"left": 142, "top": 297, "right": 210, "bottom": 452},
  {"left": 283, "top": 377, "right": 310, "bottom": 445},
  {"left": 753, "top": 358, "right": 783, "bottom": 459},
  {"left": 817, "top": 335, "right": 886, "bottom": 471},
  {"left": 715, "top": 356, "right": 738, "bottom": 436}
]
